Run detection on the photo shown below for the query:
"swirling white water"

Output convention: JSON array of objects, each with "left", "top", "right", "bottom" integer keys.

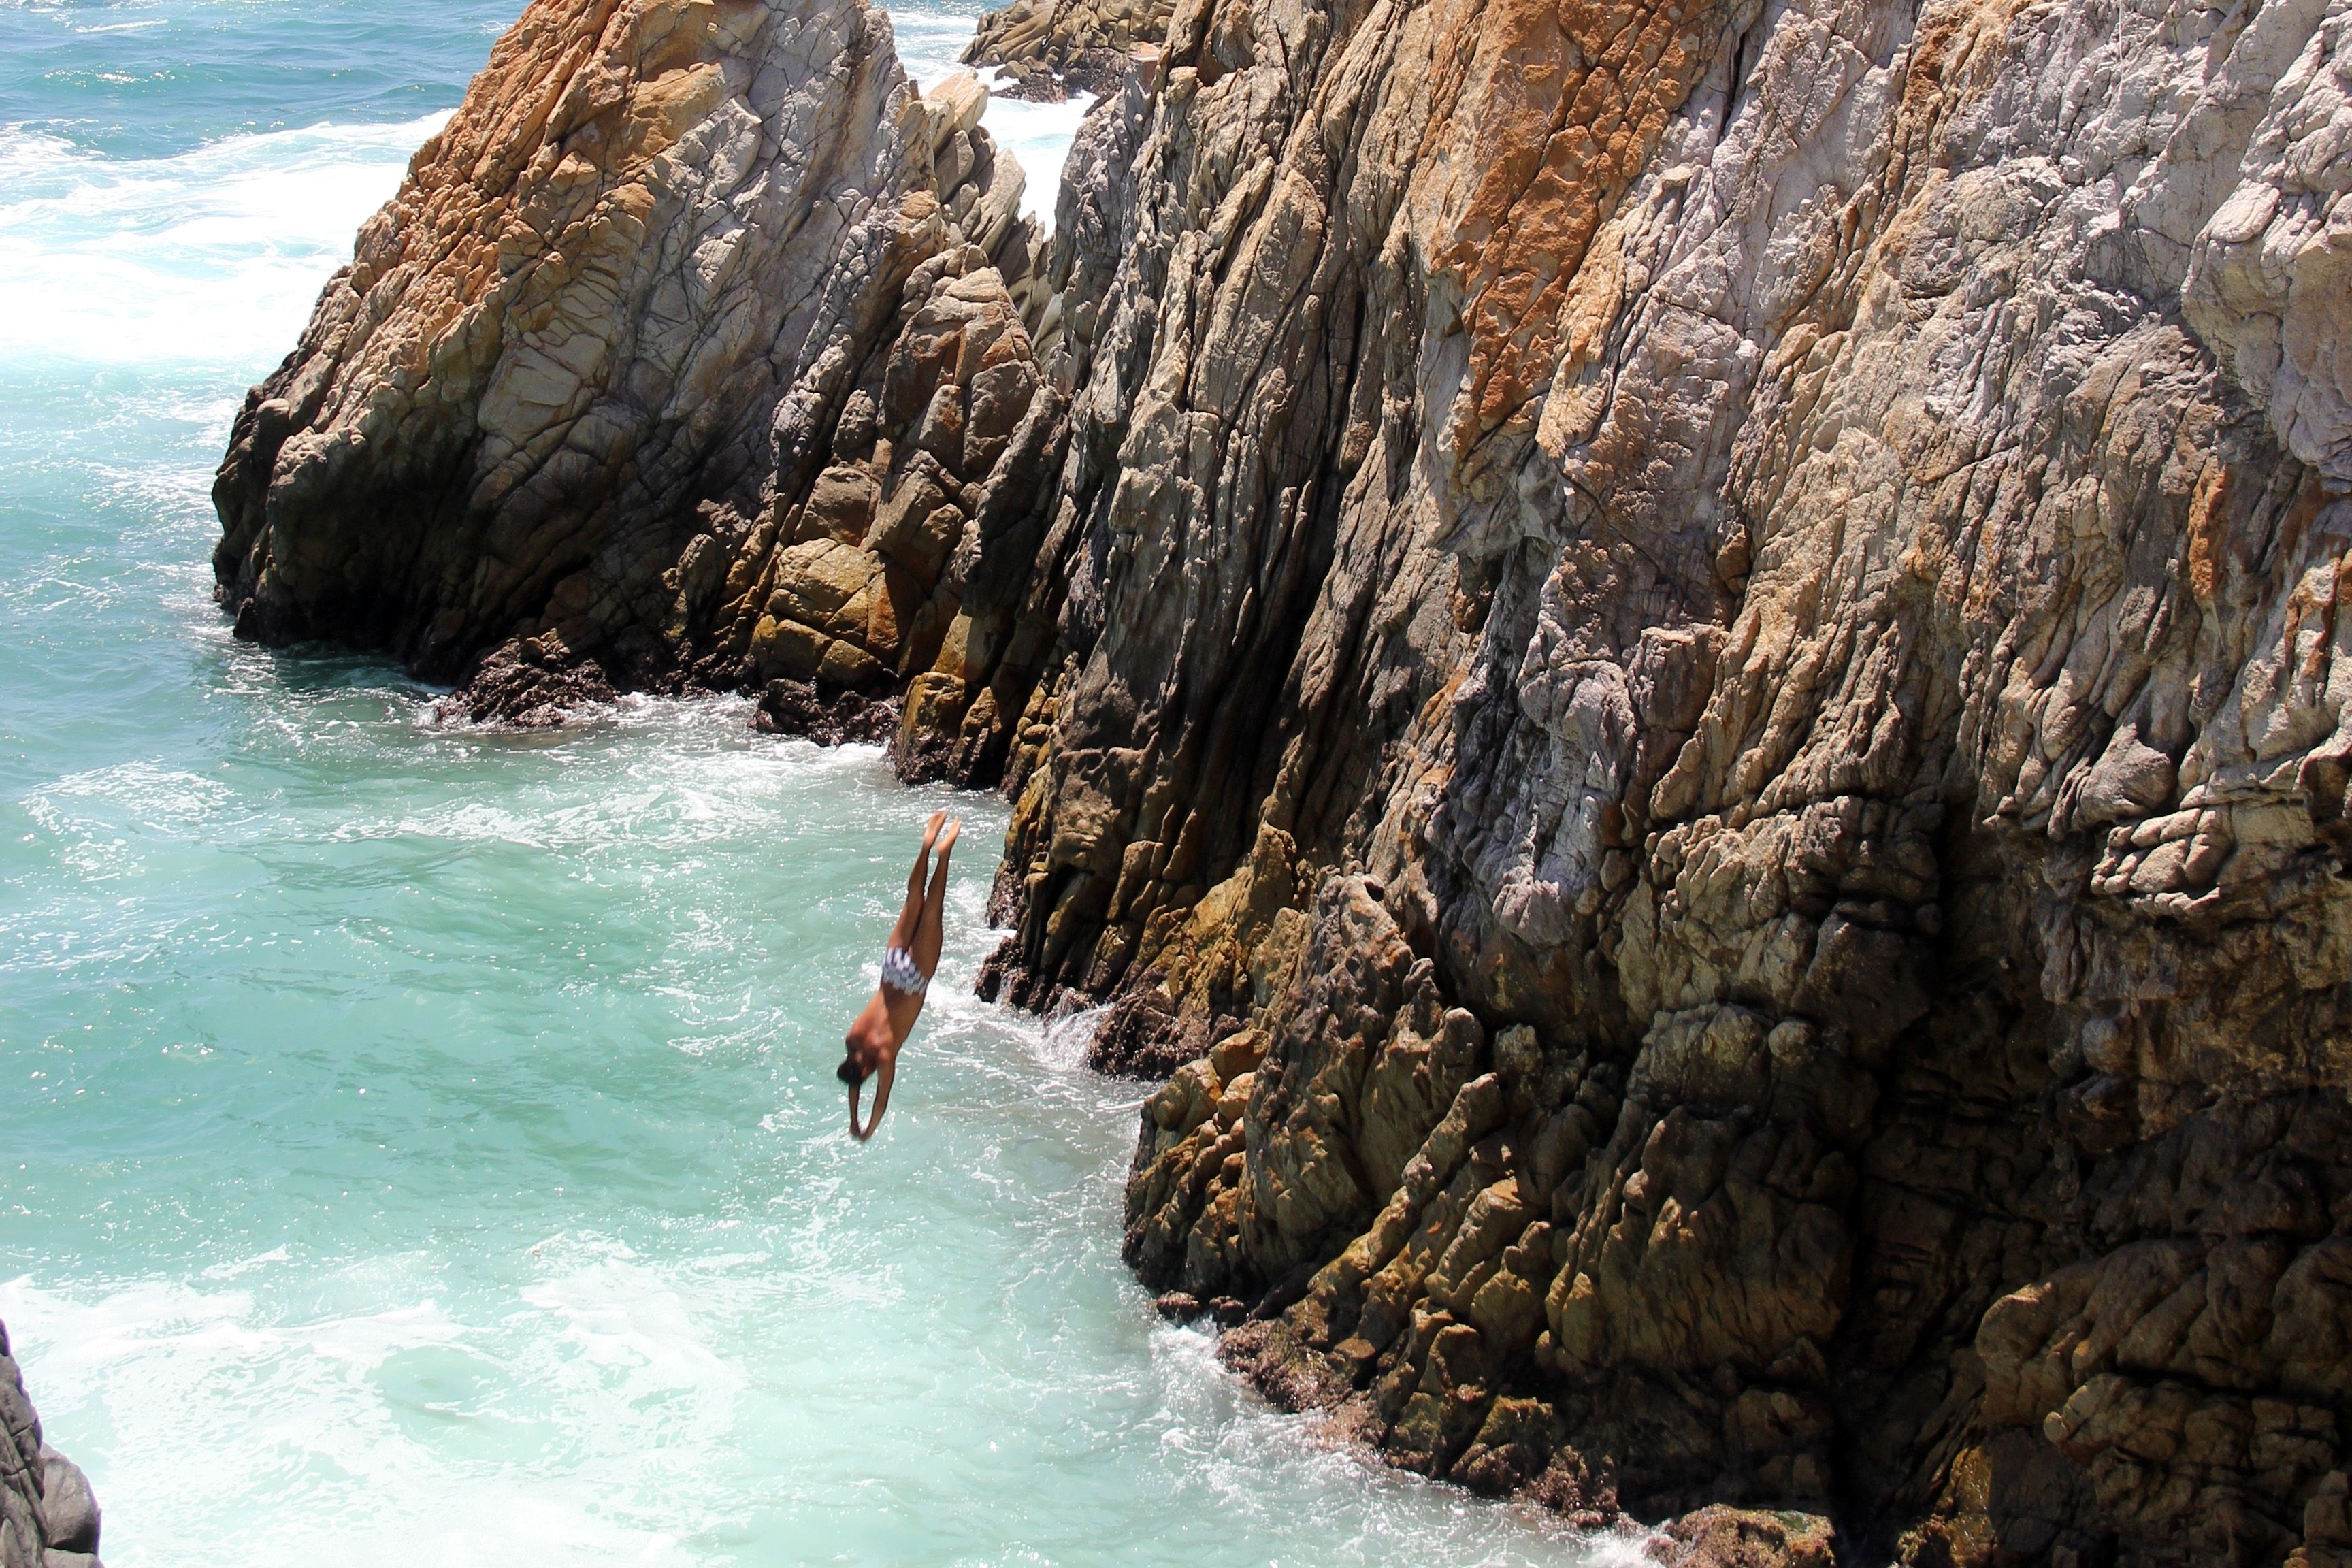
[{"left": 0, "top": 3, "right": 1622, "bottom": 1563}]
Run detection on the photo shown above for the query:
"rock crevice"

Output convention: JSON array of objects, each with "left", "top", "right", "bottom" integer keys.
[{"left": 968, "top": 0, "right": 2352, "bottom": 1556}]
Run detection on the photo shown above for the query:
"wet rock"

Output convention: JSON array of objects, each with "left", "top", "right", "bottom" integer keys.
[
  {"left": 436, "top": 632, "right": 616, "bottom": 728},
  {"left": 751, "top": 680, "right": 898, "bottom": 747},
  {"left": 1218, "top": 1318, "right": 1356, "bottom": 1413},
  {"left": 1083, "top": 986, "right": 1247, "bottom": 1079},
  {"left": 1083, "top": 987, "right": 1183, "bottom": 1078},
  {"left": 1647, "top": 1507, "right": 1837, "bottom": 1568}
]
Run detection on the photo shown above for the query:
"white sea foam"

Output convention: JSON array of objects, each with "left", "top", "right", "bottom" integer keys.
[
  {"left": 1037, "top": 1002, "right": 1111, "bottom": 1070},
  {"left": 0, "top": 1276, "right": 706, "bottom": 1567},
  {"left": 0, "top": 115, "right": 448, "bottom": 367}
]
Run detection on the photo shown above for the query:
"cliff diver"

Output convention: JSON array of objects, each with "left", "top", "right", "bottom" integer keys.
[{"left": 838, "top": 808, "right": 960, "bottom": 1139}]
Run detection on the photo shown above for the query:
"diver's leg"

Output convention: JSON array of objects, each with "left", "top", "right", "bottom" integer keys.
[
  {"left": 913, "top": 819, "right": 958, "bottom": 977},
  {"left": 888, "top": 811, "right": 945, "bottom": 952}
]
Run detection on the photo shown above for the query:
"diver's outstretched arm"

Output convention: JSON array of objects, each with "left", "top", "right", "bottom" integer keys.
[{"left": 849, "top": 1056, "right": 894, "bottom": 1141}]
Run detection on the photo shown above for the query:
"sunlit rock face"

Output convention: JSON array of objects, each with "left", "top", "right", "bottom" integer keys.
[
  {"left": 967, "top": 0, "right": 2352, "bottom": 1556},
  {"left": 212, "top": 0, "right": 1051, "bottom": 728}
]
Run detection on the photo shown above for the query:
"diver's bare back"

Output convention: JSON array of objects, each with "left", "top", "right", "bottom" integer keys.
[{"left": 836, "top": 810, "right": 958, "bottom": 1139}]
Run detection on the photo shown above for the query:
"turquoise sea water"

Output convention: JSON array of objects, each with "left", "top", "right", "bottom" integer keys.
[{"left": 0, "top": 4, "right": 1624, "bottom": 1563}]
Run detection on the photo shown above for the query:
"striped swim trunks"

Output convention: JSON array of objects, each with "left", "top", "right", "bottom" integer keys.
[{"left": 879, "top": 945, "right": 928, "bottom": 996}]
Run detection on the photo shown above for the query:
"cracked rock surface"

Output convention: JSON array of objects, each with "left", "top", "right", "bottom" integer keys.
[{"left": 208, "top": 0, "right": 2352, "bottom": 1555}]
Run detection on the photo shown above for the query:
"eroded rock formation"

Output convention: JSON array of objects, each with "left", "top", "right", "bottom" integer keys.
[
  {"left": 212, "top": 0, "right": 1052, "bottom": 737},
  {"left": 2, "top": 1319, "right": 104, "bottom": 1568}
]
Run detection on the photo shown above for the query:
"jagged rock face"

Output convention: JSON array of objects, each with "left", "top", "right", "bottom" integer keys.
[
  {"left": 2, "top": 1318, "right": 103, "bottom": 1568},
  {"left": 981, "top": 0, "right": 2352, "bottom": 1557},
  {"left": 212, "top": 0, "right": 1051, "bottom": 717},
  {"left": 720, "top": 240, "right": 1045, "bottom": 700}
]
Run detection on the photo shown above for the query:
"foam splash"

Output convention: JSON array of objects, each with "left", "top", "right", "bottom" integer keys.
[
  {"left": 0, "top": 1275, "right": 706, "bottom": 1567},
  {"left": 0, "top": 116, "right": 447, "bottom": 368}
]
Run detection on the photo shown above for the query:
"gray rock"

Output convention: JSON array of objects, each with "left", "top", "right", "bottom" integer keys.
[
  {"left": 0, "top": 1323, "right": 98, "bottom": 1568},
  {"left": 35, "top": 1450, "right": 95, "bottom": 1555},
  {"left": 212, "top": 0, "right": 1052, "bottom": 733}
]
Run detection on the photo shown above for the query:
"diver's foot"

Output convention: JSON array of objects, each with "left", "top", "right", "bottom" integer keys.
[
  {"left": 936, "top": 818, "right": 961, "bottom": 858},
  {"left": 922, "top": 808, "right": 947, "bottom": 852}
]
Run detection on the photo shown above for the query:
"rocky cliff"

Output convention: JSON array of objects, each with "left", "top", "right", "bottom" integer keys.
[
  {"left": 2, "top": 1320, "right": 104, "bottom": 1568},
  {"left": 213, "top": 0, "right": 1054, "bottom": 734},
  {"left": 968, "top": 0, "right": 2352, "bottom": 1558},
  {"left": 217, "top": 0, "right": 2352, "bottom": 1558}
]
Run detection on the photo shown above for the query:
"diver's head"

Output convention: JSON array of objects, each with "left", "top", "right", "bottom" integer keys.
[{"left": 838, "top": 1031, "right": 883, "bottom": 1087}]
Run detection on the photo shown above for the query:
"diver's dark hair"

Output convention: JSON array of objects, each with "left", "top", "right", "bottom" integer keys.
[{"left": 837, "top": 1054, "right": 868, "bottom": 1087}]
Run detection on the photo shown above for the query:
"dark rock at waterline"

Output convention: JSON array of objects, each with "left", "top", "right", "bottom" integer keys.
[
  {"left": 1082, "top": 985, "right": 1247, "bottom": 1081},
  {"left": 752, "top": 680, "right": 898, "bottom": 747},
  {"left": 2, "top": 1317, "right": 103, "bottom": 1568},
  {"left": 435, "top": 632, "right": 616, "bottom": 729},
  {"left": 1645, "top": 1507, "right": 1838, "bottom": 1568}
]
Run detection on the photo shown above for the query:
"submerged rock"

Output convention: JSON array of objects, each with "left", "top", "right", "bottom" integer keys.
[
  {"left": 436, "top": 630, "right": 617, "bottom": 728},
  {"left": 752, "top": 677, "right": 899, "bottom": 746}
]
